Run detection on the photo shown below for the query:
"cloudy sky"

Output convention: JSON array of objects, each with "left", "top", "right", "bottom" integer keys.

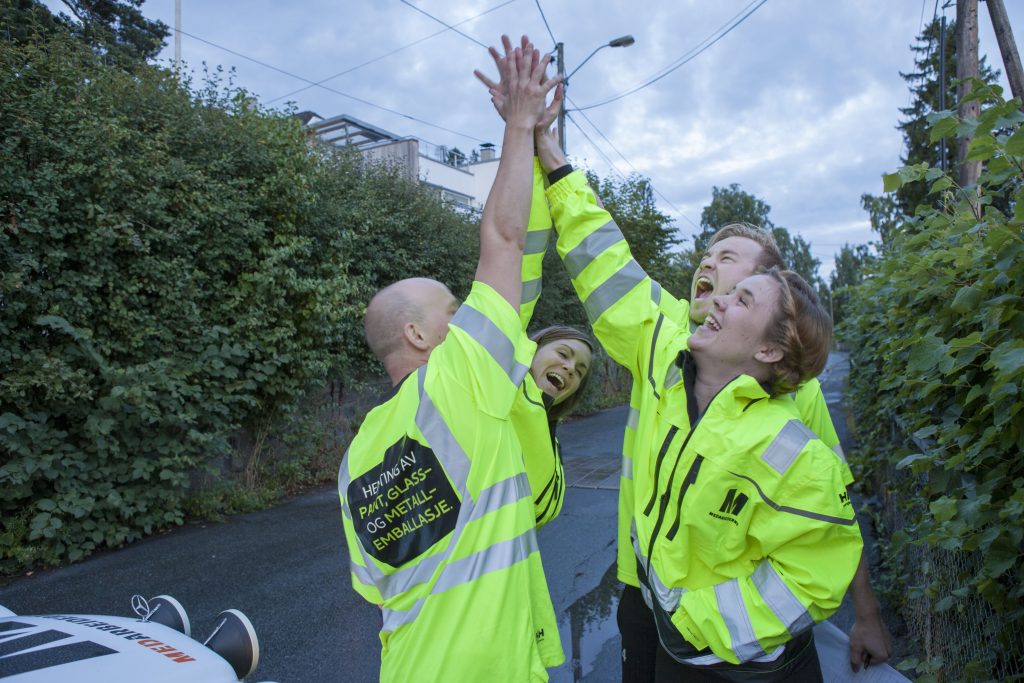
[{"left": 99, "top": 1, "right": 1024, "bottom": 278}]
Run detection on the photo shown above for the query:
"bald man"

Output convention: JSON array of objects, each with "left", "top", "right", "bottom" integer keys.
[{"left": 338, "top": 38, "right": 567, "bottom": 682}]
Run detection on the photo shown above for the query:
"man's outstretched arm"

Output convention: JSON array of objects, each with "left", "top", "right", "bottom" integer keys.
[{"left": 476, "top": 36, "right": 561, "bottom": 309}]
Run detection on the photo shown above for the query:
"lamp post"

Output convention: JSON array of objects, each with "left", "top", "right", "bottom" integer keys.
[{"left": 556, "top": 35, "right": 635, "bottom": 153}]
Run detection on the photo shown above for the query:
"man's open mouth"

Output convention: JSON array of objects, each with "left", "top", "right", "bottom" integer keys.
[
  {"left": 703, "top": 314, "right": 721, "bottom": 332},
  {"left": 694, "top": 276, "right": 714, "bottom": 299}
]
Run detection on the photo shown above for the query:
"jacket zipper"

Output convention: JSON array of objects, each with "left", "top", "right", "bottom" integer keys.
[
  {"left": 645, "top": 370, "right": 745, "bottom": 574},
  {"left": 644, "top": 425, "right": 679, "bottom": 516},
  {"left": 664, "top": 376, "right": 741, "bottom": 542},
  {"left": 644, "top": 427, "right": 701, "bottom": 582}
]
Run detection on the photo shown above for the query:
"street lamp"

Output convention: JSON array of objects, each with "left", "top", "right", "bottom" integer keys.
[{"left": 556, "top": 35, "right": 635, "bottom": 152}]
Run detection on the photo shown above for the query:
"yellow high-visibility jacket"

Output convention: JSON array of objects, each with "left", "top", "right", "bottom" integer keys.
[
  {"left": 582, "top": 202, "right": 850, "bottom": 590},
  {"left": 618, "top": 307, "right": 851, "bottom": 588},
  {"left": 339, "top": 281, "right": 565, "bottom": 682},
  {"left": 547, "top": 170, "right": 861, "bottom": 665},
  {"left": 511, "top": 159, "right": 565, "bottom": 528}
]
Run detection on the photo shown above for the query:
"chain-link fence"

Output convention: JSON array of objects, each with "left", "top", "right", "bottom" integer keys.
[{"left": 877, "top": 422, "right": 1024, "bottom": 682}]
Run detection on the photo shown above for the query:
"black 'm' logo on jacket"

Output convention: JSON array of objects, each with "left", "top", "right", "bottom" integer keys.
[
  {"left": 719, "top": 488, "right": 749, "bottom": 515},
  {"left": 708, "top": 488, "right": 749, "bottom": 525}
]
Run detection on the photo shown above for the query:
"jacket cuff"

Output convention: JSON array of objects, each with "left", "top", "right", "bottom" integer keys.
[
  {"left": 544, "top": 169, "right": 591, "bottom": 206},
  {"left": 547, "top": 163, "right": 574, "bottom": 185}
]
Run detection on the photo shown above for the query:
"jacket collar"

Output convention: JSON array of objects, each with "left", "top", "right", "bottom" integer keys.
[{"left": 674, "top": 350, "right": 770, "bottom": 417}]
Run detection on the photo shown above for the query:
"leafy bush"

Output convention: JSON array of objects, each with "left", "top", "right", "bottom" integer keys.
[
  {"left": 0, "top": 33, "right": 477, "bottom": 572},
  {"left": 842, "top": 80, "right": 1023, "bottom": 679}
]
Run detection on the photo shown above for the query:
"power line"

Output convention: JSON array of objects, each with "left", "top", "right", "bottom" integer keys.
[
  {"left": 172, "top": 27, "right": 491, "bottom": 145},
  {"left": 564, "top": 112, "right": 627, "bottom": 179},
  {"left": 572, "top": 0, "right": 768, "bottom": 112},
  {"left": 566, "top": 96, "right": 699, "bottom": 229},
  {"left": 266, "top": 0, "right": 516, "bottom": 105},
  {"left": 564, "top": 113, "right": 866, "bottom": 255},
  {"left": 397, "top": 0, "right": 488, "bottom": 49},
  {"left": 534, "top": 0, "right": 558, "bottom": 47}
]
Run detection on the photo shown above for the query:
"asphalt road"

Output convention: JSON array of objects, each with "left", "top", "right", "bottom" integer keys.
[
  {"left": 1, "top": 352, "right": 897, "bottom": 683},
  {"left": 0, "top": 408, "right": 625, "bottom": 683}
]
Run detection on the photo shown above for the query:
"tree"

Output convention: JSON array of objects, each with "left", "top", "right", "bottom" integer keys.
[
  {"left": 841, "top": 87, "right": 1024, "bottom": 679},
  {"left": 444, "top": 146, "right": 466, "bottom": 166},
  {"left": 829, "top": 243, "right": 875, "bottom": 326},
  {"left": 695, "top": 183, "right": 772, "bottom": 253},
  {"left": 859, "top": 192, "right": 902, "bottom": 247},
  {"left": 0, "top": 33, "right": 480, "bottom": 570},
  {"left": 861, "top": 16, "right": 1000, "bottom": 224},
  {"left": 687, "top": 184, "right": 824, "bottom": 291},
  {"left": 769, "top": 227, "right": 822, "bottom": 292},
  {"left": 532, "top": 170, "right": 680, "bottom": 332},
  {"left": 0, "top": 0, "right": 169, "bottom": 66}
]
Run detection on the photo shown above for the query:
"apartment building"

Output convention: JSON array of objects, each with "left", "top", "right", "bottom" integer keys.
[{"left": 299, "top": 112, "right": 499, "bottom": 212}]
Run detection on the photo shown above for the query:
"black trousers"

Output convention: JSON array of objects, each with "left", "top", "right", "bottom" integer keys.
[
  {"left": 618, "top": 584, "right": 659, "bottom": 683},
  {"left": 654, "top": 628, "right": 823, "bottom": 683},
  {"left": 618, "top": 583, "right": 824, "bottom": 683}
]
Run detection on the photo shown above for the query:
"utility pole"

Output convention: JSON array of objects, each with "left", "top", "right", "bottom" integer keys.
[
  {"left": 939, "top": 11, "right": 948, "bottom": 172},
  {"left": 553, "top": 36, "right": 633, "bottom": 154},
  {"left": 555, "top": 42, "right": 566, "bottom": 153},
  {"left": 174, "top": 0, "right": 181, "bottom": 73},
  {"left": 983, "top": 0, "right": 1024, "bottom": 108},
  {"left": 956, "top": 0, "right": 981, "bottom": 189}
]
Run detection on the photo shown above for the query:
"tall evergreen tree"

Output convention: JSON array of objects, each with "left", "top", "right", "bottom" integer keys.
[
  {"left": 829, "top": 243, "right": 875, "bottom": 326},
  {"left": 862, "top": 15, "right": 1000, "bottom": 236},
  {"left": 0, "top": 0, "right": 169, "bottom": 66}
]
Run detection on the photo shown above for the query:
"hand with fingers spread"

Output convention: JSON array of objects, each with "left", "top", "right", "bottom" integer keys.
[
  {"left": 474, "top": 35, "right": 561, "bottom": 308},
  {"left": 474, "top": 35, "right": 562, "bottom": 130}
]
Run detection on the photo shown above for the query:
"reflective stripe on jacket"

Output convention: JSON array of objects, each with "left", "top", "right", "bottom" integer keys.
[
  {"left": 512, "top": 159, "right": 565, "bottom": 528},
  {"left": 541, "top": 174, "right": 852, "bottom": 589},
  {"left": 339, "top": 280, "right": 564, "bottom": 682},
  {"left": 547, "top": 171, "right": 861, "bottom": 664}
]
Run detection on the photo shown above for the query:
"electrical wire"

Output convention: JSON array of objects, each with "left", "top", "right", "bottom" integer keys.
[
  {"left": 569, "top": 105, "right": 862, "bottom": 256},
  {"left": 266, "top": 0, "right": 516, "bottom": 104},
  {"left": 397, "top": 0, "right": 488, "bottom": 49},
  {"left": 534, "top": 0, "right": 558, "bottom": 47},
  {"left": 172, "top": 27, "right": 491, "bottom": 145},
  {"left": 572, "top": 0, "right": 768, "bottom": 112},
  {"left": 564, "top": 112, "right": 627, "bottom": 180},
  {"left": 565, "top": 97, "right": 700, "bottom": 229}
]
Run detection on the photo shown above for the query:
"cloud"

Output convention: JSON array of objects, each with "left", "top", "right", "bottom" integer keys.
[{"left": 132, "top": 0, "right": 1021, "bottom": 279}]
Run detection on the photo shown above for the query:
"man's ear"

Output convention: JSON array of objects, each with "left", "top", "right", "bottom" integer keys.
[
  {"left": 404, "top": 322, "right": 431, "bottom": 351},
  {"left": 754, "top": 344, "right": 784, "bottom": 365}
]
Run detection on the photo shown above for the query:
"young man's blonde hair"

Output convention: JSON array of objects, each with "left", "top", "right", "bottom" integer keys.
[
  {"left": 761, "top": 267, "right": 832, "bottom": 396},
  {"left": 709, "top": 223, "right": 785, "bottom": 272}
]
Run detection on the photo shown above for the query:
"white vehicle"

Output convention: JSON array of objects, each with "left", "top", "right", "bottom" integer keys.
[{"left": 0, "top": 595, "right": 273, "bottom": 682}]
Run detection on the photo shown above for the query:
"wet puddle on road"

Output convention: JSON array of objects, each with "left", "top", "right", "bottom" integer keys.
[{"left": 558, "top": 561, "right": 621, "bottom": 682}]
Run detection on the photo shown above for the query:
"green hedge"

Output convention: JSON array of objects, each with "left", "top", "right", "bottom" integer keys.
[
  {"left": 842, "top": 81, "right": 1024, "bottom": 679},
  {"left": 0, "top": 34, "right": 477, "bottom": 572}
]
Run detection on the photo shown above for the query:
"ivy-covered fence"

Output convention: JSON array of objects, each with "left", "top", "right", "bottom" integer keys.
[
  {"left": 0, "top": 34, "right": 478, "bottom": 573},
  {"left": 842, "top": 82, "right": 1023, "bottom": 682}
]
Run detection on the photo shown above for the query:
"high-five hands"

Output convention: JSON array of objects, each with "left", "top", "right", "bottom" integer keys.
[{"left": 474, "top": 34, "right": 563, "bottom": 132}]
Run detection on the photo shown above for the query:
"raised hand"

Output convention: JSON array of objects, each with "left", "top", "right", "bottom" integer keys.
[
  {"left": 501, "top": 39, "right": 560, "bottom": 131},
  {"left": 534, "top": 124, "right": 568, "bottom": 174},
  {"left": 475, "top": 35, "right": 562, "bottom": 128},
  {"left": 473, "top": 34, "right": 518, "bottom": 120}
]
